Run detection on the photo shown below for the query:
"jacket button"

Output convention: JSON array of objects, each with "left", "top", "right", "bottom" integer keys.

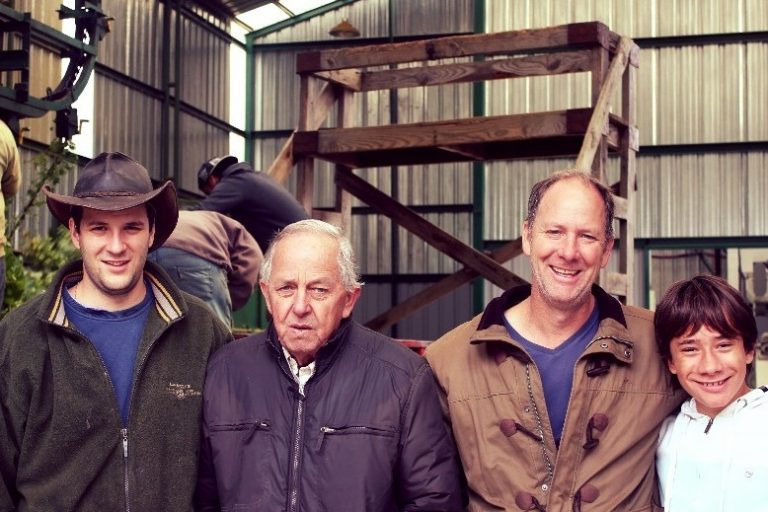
[
  {"left": 500, "top": 419, "right": 518, "bottom": 437},
  {"left": 514, "top": 492, "right": 536, "bottom": 510},
  {"left": 494, "top": 351, "right": 508, "bottom": 364},
  {"left": 578, "top": 484, "right": 600, "bottom": 503},
  {"left": 600, "top": 341, "right": 608, "bottom": 348}
]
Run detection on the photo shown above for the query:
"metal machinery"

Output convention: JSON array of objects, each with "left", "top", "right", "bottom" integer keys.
[
  {"left": 0, "top": 1, "right": 109, "bottom": 137},
  {"left": 748, "top": 260, "right": 768, "bottom": 386}
]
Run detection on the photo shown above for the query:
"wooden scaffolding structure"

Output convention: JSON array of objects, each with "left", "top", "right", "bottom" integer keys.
[{"left": 268, "top": 21, "right": 639, "bottom": 332}]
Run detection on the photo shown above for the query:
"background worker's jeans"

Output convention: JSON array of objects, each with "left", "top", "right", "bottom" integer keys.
[{"left": 148, "top": 247, "right": 232, "bottom": 327}]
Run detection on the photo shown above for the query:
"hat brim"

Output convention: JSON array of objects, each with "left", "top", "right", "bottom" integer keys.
[{"left": 43, "top": 181, "right": 179, "bottom": 251}]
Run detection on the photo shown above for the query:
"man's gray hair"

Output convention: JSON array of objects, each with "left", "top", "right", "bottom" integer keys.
[
  {"left": 525, "top": 169, "right": 615, "bottom": 242},
  {"left": 260, "top": 219, "right": 363, "bottom": 292}
]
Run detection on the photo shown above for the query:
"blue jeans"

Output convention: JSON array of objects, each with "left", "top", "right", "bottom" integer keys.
[{"left": 147, "top": 247, "right": 231, "bottom": 327}]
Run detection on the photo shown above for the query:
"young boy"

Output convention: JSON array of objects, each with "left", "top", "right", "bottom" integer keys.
[{"left": 654, "top": 274, "right": 767, "bottom": 511}]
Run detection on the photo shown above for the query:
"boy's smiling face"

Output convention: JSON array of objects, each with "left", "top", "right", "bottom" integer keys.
[{"left": 668, "top": 324, "right": 754, "bottom": 418}]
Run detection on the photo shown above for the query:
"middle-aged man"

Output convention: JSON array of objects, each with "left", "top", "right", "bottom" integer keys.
[
  {"left": 0, "top": 152, "right": 232, "bottom": 511},
  {"left": 195, "top": 219, "right": 465, "bottom": 512},
  {"left": 426, "top": 170, "right": 685, "bottom": 511}
]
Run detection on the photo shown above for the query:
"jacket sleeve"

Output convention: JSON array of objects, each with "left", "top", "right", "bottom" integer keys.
[
  {"left": 396, "top": 363, "right": 467, "bottom": 511},
  {"left": 0, "top": 321, "right": 21, "bottom": 510},
  {"left": 224, "top": 220, "right": 262, "bottom": 311}
]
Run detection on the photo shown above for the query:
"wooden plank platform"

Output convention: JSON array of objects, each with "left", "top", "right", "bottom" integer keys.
[{"left": 293, "top": 108, "right": 629, "bottom": 168}]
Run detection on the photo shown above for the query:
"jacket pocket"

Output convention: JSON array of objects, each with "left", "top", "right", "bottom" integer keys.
[
  {"left": 210, "top": 419, "right": 271, "bottom": 444},
  {"left": 316, "top": 424, "right": 396, "bottom": 450},
  {"left": 209, "top": 420, "right": 275, "bottom": 508},
  {"left": 313, "top": 424, "right": 400, "bottom": 511}
]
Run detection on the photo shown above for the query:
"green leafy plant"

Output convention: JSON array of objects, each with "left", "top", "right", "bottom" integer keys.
[{"left": 2, "top": 139, "right": 78, "bottom": 317}]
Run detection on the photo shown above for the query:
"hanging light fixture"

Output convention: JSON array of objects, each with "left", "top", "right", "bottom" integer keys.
[{"left": 329, "top": 19, "right": 360, "bottom": 38}]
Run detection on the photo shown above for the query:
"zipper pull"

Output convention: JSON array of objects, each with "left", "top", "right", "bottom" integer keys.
[
  {"left": 316, "top": 426, "right": 335, "bottom": 450},
  {"left": 121, "top": 428, "right": 129, "bottom": 458}
]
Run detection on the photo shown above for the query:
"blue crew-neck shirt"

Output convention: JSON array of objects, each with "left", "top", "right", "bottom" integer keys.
[
  {"left": 63, "top": 284, "right": 154, "bottom": 426},
  {"left": 504, "top": 305, "right": 600, "bottom": 445}
]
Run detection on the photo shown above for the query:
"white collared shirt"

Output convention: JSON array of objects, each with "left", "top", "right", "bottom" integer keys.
[{"left": 282, "top": 346, "right": 316, "bottom": 395}]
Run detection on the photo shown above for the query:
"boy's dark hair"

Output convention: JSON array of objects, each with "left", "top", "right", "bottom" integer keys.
[
  {"left": 70, "top": 204, "right": 157, "bottom": 232},
  {"left": 654, "top": 274, "right": 757, "bottom": 373}
]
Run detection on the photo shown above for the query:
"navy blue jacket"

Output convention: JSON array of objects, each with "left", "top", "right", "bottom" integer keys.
[
  {"left": 193, "top": 162, "right": 308, "bottom": 251},
  {"left": 195, "top": 320, "right": 465, "bottom": 512}
]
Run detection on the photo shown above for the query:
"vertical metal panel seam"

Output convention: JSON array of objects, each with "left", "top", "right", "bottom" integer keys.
[
  {"left": 245, "top": 32, "right": 255, "bottom": 163},
  {"left": 472, "top": 0, "right": 486, "bottom": 314}
]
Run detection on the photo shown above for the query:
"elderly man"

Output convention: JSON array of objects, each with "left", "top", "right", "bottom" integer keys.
[
  {"left": 426, "top": 170, "right": 684, "bottom": 511},
  {"left": 0, "top": 152, "right": 231, "bottom": 511},
  {"left": 195, "top": 219, "right": 465, "bottom": 512}
]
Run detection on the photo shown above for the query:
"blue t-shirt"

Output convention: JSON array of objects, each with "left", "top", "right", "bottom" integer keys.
[
  {"left": 64, "top": 284, "right": 154, "bottom": 426},
  {"left": 505, "top": 306, "right": 599, "bottom": 445}
]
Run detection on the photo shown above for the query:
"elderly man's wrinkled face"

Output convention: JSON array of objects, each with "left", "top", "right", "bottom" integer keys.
[{"left": 260, "top": 232, "right": 360, "bottom": 366}]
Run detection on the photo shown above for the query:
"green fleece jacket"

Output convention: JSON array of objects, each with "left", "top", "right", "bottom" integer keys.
[{"left": 0, "top": 260, "right": 232, "bottom": 512}]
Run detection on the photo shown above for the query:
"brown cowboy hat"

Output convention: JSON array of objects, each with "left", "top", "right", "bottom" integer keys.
[{"left": 42, "top": 151, "right": 178, "bottom": 250}]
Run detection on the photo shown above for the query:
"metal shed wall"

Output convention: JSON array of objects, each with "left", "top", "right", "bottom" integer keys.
[
  {"left": 483, "top": 4, "right": 767, "bottom": 242},
  {"left": 249, "top": 0, "right": 477, "bottom": 338},
  {"left": 94, "top": 0, "right": 231, "bottom": 182}
]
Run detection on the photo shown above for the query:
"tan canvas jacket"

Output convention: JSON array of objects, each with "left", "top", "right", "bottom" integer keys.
[{"left": 426, "top": 284, "right": 685, "bottom": 512}]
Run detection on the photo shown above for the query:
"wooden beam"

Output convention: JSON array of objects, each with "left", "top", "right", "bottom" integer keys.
[
  {"left": 612, "top": 195, "right": 628, "bottom": 220},
  {"left": 336, "top": 169, "right": 526, "bottom": 290},
  {"left": 314, "top": 69, "right": 363, "bottom": 92},
  {"left": 358, "top": 51, "right": 593, "bottom": 92},
  {"left": 297, "top": 22, "right": 612, "bottom": 72},
  {"left": 309, "top": 110, "right": 575, "bottom": 153},
  {"left": 575, "top": 36, "right": 633, "bottom": 171},
  {"left": 268, "top": 81, "right": 339, "bottom": 184},
  {"left": 602, "top": 271, "right": 628, "bottom": 298},
  {"left": 366, "top": 239, "right": 525, "bottom": 332}
]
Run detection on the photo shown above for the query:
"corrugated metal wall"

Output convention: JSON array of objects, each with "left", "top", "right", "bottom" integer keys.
[
  {"left": 251, "top": 0, "right": 476, "bottom": 338},
  {"left": 484, "top": 2, "right": 768, "bottom": 240},
  {"left": 5, "top": 0, "right": 233, "bottom": 266},
  {"left": 95, "top": 0, "right": 230, "bottom": 183}
]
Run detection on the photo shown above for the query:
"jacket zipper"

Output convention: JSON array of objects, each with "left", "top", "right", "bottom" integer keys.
[
  {"left": 121, "top": 428, "right": 131, "bottom": 512},
  {"left": 316, "top": 425, "right": 396, "bottom": 450},
  {"left": 74, "top": 329, "right": 132, "bottom": 510},
  {"left": 119, "top": 319, "right": 171, "bottom": 512},
  {"left": 288, "top": 393, "right": 306, "bottom": 512},
  {"left": 75, "top": 316, "right": 170, "bottom": 512}
]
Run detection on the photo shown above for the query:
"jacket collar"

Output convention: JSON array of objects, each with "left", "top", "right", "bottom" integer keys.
[
  {"left": 469, "top": 284, "right": 635, "bottom": 366},
  {"left": 681, "top": 385, "right": 768, "bottom": 421},
  {"left": 45, "top": 259, "right": 186, "bottom": 327},
  {"left": 474, "top": 283, "right": 627, "bottom": 333},
  {"left": 266, "top": 318, "right": 354, "bottom": 373}
]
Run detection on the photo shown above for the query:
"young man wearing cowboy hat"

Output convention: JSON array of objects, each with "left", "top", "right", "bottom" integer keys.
[{"left": 0, "top": 152, "right": 232, "bottom": 511}]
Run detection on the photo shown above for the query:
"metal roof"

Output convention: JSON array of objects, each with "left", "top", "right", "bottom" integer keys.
[{"left": 200, "top": 0, "right": 340, "bottom": 31}]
